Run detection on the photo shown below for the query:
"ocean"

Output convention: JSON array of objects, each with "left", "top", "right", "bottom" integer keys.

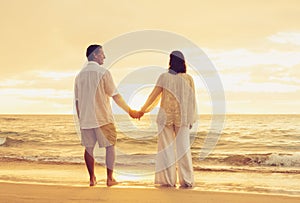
[{"left": 0, "top": 114, "right": 299, "bottom": 196}]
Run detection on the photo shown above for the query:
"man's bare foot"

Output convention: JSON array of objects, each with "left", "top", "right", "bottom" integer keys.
[
  {"left": 106, "top": 178, "right": 118, "bottom": 187},
  {"left": 90, "top": 177, "right": 97, "bottom": 187}
]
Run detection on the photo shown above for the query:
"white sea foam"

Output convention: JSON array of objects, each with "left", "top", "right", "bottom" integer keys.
[
  {"left": 0, "top": 137, "right": 6, "bottom": 146},
  {"left": 265, "top": 153, "right": 300, "bottom": 167}
]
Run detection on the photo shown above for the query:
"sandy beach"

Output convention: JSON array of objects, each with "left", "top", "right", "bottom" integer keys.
[
  {"left": 0, "top": 115, "right": 299, "bottom": 202},
  {"left": 0, "top": 159, "right": 299, "bottom": 203},
  {"left": 1, "top": 182, "right": 299, "bottom": 203}
]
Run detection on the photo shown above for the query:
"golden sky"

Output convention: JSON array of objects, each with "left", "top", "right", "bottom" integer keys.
[{"left": 0, "top": 0, "right": 300, "bottom": 114}]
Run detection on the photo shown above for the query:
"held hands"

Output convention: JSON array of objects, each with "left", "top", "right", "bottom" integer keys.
[{"left": 129, "top": 109, "right": 144, "bottom": 120}]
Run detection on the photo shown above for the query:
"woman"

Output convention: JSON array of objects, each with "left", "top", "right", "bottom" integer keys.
[{"left": 140, "top": 51, "right": 197, "bottom": 187}]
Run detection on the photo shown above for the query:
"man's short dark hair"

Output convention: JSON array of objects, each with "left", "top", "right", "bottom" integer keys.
[{"left": 86, "top": 44, "right": 102, "bottom": 61}]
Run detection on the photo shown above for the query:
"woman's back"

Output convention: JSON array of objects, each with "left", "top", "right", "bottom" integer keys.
[{"left": 157, "top": 72, "right": 195, "bottom": 126}]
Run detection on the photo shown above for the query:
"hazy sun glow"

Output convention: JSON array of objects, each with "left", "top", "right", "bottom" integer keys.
[{"left": 1, "top": 1, "right": 300, "bottom": 114}]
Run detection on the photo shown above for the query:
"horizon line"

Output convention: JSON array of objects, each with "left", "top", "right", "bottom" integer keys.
[{"left": 0, "top": 113, "right": 300, "bottom": 116}]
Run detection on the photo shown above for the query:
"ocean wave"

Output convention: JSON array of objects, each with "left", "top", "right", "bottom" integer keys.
[
  {"left": 117, "top": 137, "right": 157, "bottom": 145},
  {"left": 117, "top": 152, "right": 155, "bottom": 156},
  {"left": 0, "top": 131, "right": 20, "bottom": 136},
  {"left": 265, "top": 153, "right": 300, "bottom": 167},
  {"left": 117, "top": 131, "right": 158, "bottom": 139},
  {"left": 0, "top": 156, "right": 84, "bottom": 165},
  {"left": 0, "top": 137, "right": 23, "bottom": 146},
  {"left": 1, "top": 152, "right": 300, "bottom": 175},
  {"left": 0, "top": 117, "right": 20, "bottom": 121},
  {"left": 0, "top": 137, "right": 6, "bottom": 146},
  {"left": 193, "top": 166, "right": 300, "bottom": 174},
  {"left": 0, "top": 136, "right": 81, "bottom": 147},
  {"left": 0, "top": 155, "right": 155, "bottom": 167},
  {"left": 217, "top": 153, "right": 300, "bottom": 167},
  {"left": 1, "top": 155, "right": 299, "bottom": 175}
]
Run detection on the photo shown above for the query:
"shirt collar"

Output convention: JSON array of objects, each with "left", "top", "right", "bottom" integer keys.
[{"left": 87, "top": 61, "right": 100, "bottom": 65}]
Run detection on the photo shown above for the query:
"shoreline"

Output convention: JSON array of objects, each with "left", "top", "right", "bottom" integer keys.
[
  {"left": 0, "top": 180, "right": 299, "bottom": 198},
  {"left": 0, "top": 182, "right": 299, "bottom": 203},
  {"left": 0, "top": 159, "right": 299, "bottom": 198}
]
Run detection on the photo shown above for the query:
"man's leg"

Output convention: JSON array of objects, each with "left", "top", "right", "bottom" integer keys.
[
  {"left": 81, "top": 128, "right": 97, "bottom": 186},
  {"left": 85, "top": 147, "right": 97, "bottom": 186},
  {"left": 105, "top": 145, "right": 118, "bottom": 186}
]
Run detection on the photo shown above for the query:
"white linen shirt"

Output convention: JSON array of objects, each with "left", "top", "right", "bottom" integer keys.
[{"left": 75, "top": 61, "right": 118, "bottom": 129}]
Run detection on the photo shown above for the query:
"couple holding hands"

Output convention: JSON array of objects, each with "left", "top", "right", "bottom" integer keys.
[{"left": 75, "top": 44, "right": 197, "bottom": 187}]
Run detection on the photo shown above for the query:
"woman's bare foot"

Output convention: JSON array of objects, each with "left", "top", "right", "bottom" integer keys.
[{"left": 106, "top": 178, "right": 118, "bottom": 187}]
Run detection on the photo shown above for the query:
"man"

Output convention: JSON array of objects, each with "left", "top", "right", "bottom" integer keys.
[{"left": 75, "top": 44, "right": 142, "bottom": 187}]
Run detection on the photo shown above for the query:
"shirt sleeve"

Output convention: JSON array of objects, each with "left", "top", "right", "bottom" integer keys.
[
  {"left": 74, "top": 77, "right": 79, "bottom": 101},
  {"left": 156, "top": 73, "right": 165, "bottom": 87},
  {"left": 188, "top": 74, "right": 197, "bottom": 123},
  {"left": 188, "top": 74, "right": 195, "bottom": 92},
  {"left": 103, "top": 70, "right": 118, "bottom": 97}
]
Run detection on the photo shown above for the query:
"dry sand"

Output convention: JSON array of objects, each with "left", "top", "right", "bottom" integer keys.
[{"left": 0, "top": 182, "right": 299, "bottom": 203}]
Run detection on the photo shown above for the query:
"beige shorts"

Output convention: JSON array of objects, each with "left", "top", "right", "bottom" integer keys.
[{"left": 80, "top": 123, "right": 117, "bottom": 148}]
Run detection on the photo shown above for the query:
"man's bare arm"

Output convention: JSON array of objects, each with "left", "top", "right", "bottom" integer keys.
[
  {"left": 112, "top": 94, "right": 143, "bottom": 119},
  {"left": 112, "top": 94, "right": 130, "bottom": 113},
  {"left": 75, "top": 100, "right": 80, "bottom": 119}
]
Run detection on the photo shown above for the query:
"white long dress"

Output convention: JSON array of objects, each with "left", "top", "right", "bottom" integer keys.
[{"left": 147, "top": 72, "right": 197, "bottom": 187}]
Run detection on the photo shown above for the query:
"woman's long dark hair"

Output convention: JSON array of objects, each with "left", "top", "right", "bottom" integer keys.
[{"left": 168, "top": 50, "right": 186, "bottom": 74}]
